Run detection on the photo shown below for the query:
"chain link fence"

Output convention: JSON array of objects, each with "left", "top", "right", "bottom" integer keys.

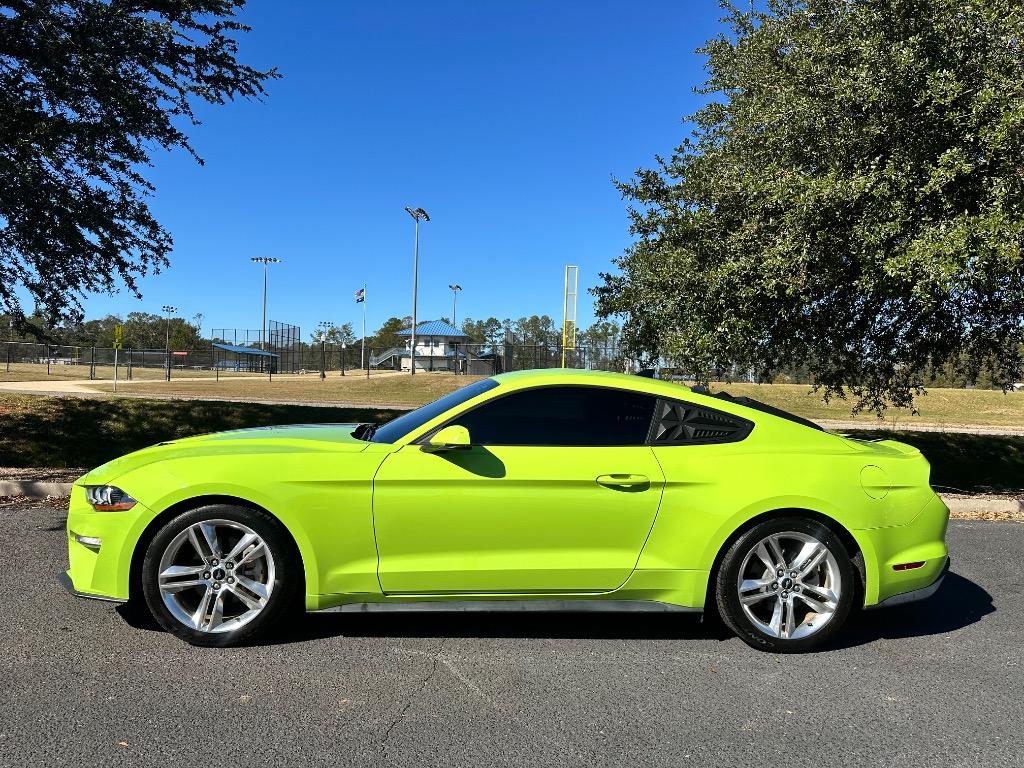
[
  {"left": 1, "top": 337, "right": 624, "bottom": 382},
  {"left": 0, "top": 341, "right": 268, "bottom": 381}
]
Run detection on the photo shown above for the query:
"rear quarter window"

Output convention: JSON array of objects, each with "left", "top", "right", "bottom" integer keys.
[{"left": 649, "top": 398, "right": 753, "bottom": 445}]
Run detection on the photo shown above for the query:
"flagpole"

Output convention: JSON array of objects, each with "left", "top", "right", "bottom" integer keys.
[{"left": 360, "top": 283, "right": 366, "bottom": 372}]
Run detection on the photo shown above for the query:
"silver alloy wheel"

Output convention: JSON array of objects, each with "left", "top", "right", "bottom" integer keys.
[
  {"left": 157, "top": 519, "right": 276, "bottom": 634},
  {"left": 736, "top": 531, "right": 842, "bottom": 641}
]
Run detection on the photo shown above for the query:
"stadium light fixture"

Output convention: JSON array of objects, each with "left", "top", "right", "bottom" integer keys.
[
  {"left": 448, "top": 284, "right": 462, "bottom": 327},
  {"left": 251, "top": 257, "right": 282, "bottom": 351},
  {"left": 404, "top": 207, "right": 429, "bottom": 375},
  {"left": 448, "top": 284, "right": 463, "bottom": 375}
]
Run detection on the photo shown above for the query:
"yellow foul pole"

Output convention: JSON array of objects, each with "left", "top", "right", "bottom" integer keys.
[{"left": 561, "top": 265, "right": 578, "bottom": 368}]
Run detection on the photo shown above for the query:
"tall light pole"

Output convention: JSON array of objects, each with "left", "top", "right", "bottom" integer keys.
[
  {"left": 404, "top": 207, "right": 429, "bottom": 375},
  {"left": 449, "top": 283, "right": 462, "bottom": 376},
  {"left": 449, "top": 284, "right": 462, "bottom": 328},
  {"left": 162, "top": 305, "right": 178, "bottom": 381},
  {"left": 251, "top": 257, "right": 281, "bottom": 351}
]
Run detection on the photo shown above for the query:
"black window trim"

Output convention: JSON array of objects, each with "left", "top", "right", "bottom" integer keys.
[{"left": 414, "top": 384, "right": 754, "bottom": 448}]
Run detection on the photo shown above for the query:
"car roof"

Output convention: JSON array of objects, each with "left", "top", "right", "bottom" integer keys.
[
  {"left": 491, "top": 368, "right": 693, "bottom": 398},
  {"left": 489, "top": 369, "right": 823, "bottom": 433}
]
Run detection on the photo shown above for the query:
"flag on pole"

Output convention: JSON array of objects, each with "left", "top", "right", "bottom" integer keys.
[{"left": 355, "top": 288, "right": 365, "bottom": 303}]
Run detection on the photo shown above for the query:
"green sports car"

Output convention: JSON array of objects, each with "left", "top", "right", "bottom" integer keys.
[{"left": 63, "top": 369, "right": 949, "bottom": 652}]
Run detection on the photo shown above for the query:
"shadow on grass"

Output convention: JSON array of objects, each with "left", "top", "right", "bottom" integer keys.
[
  {"left": 846, "top": 430, "right": 1024, "bottom": 494},
  {"left": 0, "top": 394, "right": 404, "bottom": 468}
]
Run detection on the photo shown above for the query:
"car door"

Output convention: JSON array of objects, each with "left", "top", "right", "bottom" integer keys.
[{"left": 372, "top": 385, "right": 665, "bottom": 594}]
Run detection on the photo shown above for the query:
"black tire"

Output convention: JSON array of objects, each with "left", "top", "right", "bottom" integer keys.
[
  {"left": 715, "top": 516, "right": 857, "bottom": 653},
  {"left": 141, "top": 504, "right": 301, "bottom": 647}
]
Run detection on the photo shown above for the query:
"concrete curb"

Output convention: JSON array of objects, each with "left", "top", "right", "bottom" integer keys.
[
  {"left": 819, "top": 420, "right": 1024, "bottom": 437},
  {"left": 0, "top": 480, "right": 75, "bottom": 498},
  {"left": 2, "top": 481, "right": 1021, "bottom": 518},
  {"left": 940, "top": 495, "right": 1024, "bottom": 515}
]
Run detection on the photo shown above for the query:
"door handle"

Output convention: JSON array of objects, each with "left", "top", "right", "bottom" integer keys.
[{"left": 596, "top": 473, "right": 651, "bottom": 490}]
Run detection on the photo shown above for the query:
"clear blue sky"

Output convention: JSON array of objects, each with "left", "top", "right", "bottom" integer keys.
[{"left": 77, "top": 0, "right": 722, "bottom": 339}]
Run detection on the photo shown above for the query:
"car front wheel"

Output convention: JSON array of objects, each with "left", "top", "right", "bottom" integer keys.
[
  {"left": 141, "top": 504, "right": 300, "bottom": 647},
  {"left": 715, "top": 516, "right": 857, "bottom": 653}
]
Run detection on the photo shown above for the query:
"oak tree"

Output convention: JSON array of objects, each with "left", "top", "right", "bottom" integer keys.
[
  {"left": 596, "top": 0, "right": 1024, "bottom": 411},
  {"left": 0, "top": 1, "right": 277, "bottom": 328}
]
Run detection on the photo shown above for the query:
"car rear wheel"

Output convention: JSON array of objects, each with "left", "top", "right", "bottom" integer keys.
[
  {"left": 715, "top": 516, "right": 857, "bottom": 653},
  {"left": 141, "top": 504, "right": 300, "bottom": 647}
]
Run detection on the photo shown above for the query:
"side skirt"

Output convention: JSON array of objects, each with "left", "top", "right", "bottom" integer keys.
[{"left": 313, "top": 599, "right": 701, "bottom": 614}]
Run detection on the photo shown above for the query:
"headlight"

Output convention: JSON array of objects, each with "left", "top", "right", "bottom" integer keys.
[{"left": 85, "top": 486, "right": 138, "bottom": 511}]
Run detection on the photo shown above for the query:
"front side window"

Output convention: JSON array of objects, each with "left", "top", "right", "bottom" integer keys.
[
  {"left": 369, "top": 378, "right": 499, "bottom": 443},
  {"left": 441, "top": 386, "right": 657, "bottom": 446}
]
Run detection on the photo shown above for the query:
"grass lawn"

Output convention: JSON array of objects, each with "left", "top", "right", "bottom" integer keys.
[
  {"left": 0, "top": 394, "right": 403, "bottom": 469},
  {"left": 1, "top": 393, "right": 1021, "bottom": 493},
  {"left": 86, "top": 372, "right": 485, "bottom": 407},
  {"left": 77, "top": 375, "right": 1024, "bottom": 428},
  {"left": 709, "top": 381, "right": 1024, "bottom": 428}
]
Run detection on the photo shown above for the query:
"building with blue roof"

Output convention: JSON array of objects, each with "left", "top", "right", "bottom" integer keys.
[{"left": 388, "top": 319, "right": 469, "bottom": 372}]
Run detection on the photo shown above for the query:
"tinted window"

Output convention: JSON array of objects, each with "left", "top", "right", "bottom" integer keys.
[
  {"left": 444, "top": 386, "right": 656, "bottom": 446},
  {"left": 370, "top": 378, "right": 499, "bottom": 443}
]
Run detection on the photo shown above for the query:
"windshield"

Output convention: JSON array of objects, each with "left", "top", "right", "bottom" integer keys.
[{"left": 364, "top": 378, "right": 500, "bottom": 444}]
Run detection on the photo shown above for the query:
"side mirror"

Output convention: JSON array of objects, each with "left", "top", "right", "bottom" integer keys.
[{"left": 423, "top": 425, "right": 472, "bottom": 452}]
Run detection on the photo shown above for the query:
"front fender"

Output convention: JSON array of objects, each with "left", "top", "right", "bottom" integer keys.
[
  {"left": 145, "top": 480, "right": 324, "bottom": 599},
  {"left": 92, "top": 449, "right": 386, "bottom": 606}
]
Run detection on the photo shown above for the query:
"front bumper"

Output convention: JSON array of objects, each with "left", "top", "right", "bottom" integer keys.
[
  {"left": 59, "top": 570, "right": 127, "bottom": 603},
  {"left": 65, "top": 485, "right": 155, "bottom": 601}
]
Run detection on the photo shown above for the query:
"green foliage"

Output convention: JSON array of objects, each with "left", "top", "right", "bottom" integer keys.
[
  {"left": 0, "top": 1, "right": 277, "bottom": 328},
  {"left": 579, "top": 320, "right": 620, "bottom": 348},
  {"left": 512, "top": 315, "right": 558, "bottom": 345},
  {"left": 460, "top": 317, "right": 505, "bottom": 349},
  {"left": 311, "top": 322, "right": 355, "bottom": 346},
  {"left": 370, "top": 316, "right": 412, "bottom": 350},
  {"left": 1, "top": 310, "right": 205, "bottom": 350},
  {"left": 596, "top": 0, "right": 1024, "bottom": 413}
]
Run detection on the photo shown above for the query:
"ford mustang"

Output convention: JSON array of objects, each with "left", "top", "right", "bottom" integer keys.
[{"left": 63, "top": 369, "right": 949, "bottom": 651}]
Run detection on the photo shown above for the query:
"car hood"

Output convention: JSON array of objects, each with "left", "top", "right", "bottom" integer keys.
[{"left": 77, "top": 423, "right": 371, "bottom": 485}]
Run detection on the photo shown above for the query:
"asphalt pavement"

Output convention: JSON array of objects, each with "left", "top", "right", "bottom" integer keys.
[{"left": 0, "top": 500, "right": 1021, "bottom": 767}]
